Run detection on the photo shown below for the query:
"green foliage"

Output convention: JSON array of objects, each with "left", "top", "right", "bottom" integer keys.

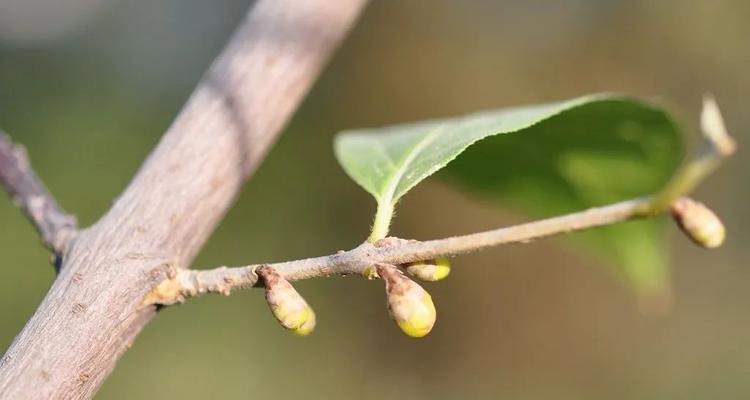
[{"left": 334, "top": 94, "right": 682, "bottom": 297}]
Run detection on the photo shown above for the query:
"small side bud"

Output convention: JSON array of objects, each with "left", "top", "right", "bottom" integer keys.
[
  {"left": 362, "top": 265, "right": 379, "bottom": 280},
  {"left": 256, "top": 266, "right": 316, "bottom": 336},
  {"left": 671, "top": 198, "right": 725, "bottom": 248},
  {"left": 405, "top": 257, "right": 451, "bottom": 282},
  {"left": 376, "top": 264, "right": 436, "bottom": 338}
]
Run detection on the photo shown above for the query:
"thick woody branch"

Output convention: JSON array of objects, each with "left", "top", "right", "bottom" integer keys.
[
  {"left": 0, "top": 132, "right": 78, "bottom": 255},
  {"left": 154, "top": 96, "right": 735, "bottom": 304},
  {"left": 0, "top": 1, "right": 367, "bottom": 398}
]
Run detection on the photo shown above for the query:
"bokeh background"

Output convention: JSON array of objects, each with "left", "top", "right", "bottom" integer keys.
[{"left": 1, "top": 1, "right": 748, "bottom": 399}]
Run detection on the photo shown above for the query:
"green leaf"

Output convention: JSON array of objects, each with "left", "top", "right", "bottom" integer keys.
[{"left": 334, "top": 94, "right": 682, "bottom": 299}]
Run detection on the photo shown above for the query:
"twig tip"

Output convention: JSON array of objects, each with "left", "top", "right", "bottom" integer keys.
[{"left": 701, "top": 94, "right": 736, "bottom": 156}]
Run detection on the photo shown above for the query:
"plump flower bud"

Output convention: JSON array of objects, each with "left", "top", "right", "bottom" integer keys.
[
  {"left": 376, "top": 264, "right": 436, "bottom": 338},
  {"left": 256, "top": 266, "right": 316, "bottom": 336},
  {"left": 671, "top": 197, "right": 725, "bottom": 248},
  {"left": 405, "top": 257, "right": 451, "bottom": 282}
]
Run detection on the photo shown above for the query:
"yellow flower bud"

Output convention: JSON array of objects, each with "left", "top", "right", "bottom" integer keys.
[
  {"left": 671, "top": 198, "right": 725, "bottom": 248},
  {"left": 376, "top": 264, "right": 436, "bottom": 338},
  {"left": 362, "top": 265, "right": 379, "bottom": 280},
  {"left": 405, "top": 257, "right": 451, "bottom": 282},
  {"left": 256, "top": 266, "right": 316, "bottom": 336}
]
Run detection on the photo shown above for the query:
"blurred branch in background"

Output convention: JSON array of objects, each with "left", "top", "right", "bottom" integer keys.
[{"left": 0, "top": 131, "right": 78, "bottom": 257}]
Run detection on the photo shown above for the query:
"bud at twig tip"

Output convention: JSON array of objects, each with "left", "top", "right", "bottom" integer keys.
[
  {"left": 701, "top": 95, "right": 736, "bottom": 156},
  {"left": 376, "top": 264, "right": 436, "bottom": 338},
  {"left": 256, "top": 266, "right": 316, "bottom": 336},
  {"left": 671, "top": 197, "right": 725, "bottom": 249}
]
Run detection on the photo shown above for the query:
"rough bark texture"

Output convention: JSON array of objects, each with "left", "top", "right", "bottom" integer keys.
[{"left": 0, "top": 1, "right": 366, "bottom": 398}]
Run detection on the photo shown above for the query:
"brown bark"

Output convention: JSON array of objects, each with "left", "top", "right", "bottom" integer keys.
[{"left": 0, "top": 1, "right": 366, "bottom": 398}]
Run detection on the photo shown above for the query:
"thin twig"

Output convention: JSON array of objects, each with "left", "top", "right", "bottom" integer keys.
[
  {"left": 0, "top": 131, "right": 78, "bottom": 255},
  {"left": 153, "top": 196, "right": 647, "bottom": 305},
  {"left": 146, "top": 95, "right": 735, "bottom": 306},
  {"left": 644, "top": 95, "right": 736, "bottom": 213}
]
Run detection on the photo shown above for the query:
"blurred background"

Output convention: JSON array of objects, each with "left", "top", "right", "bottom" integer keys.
[{"left": 1, "top": 1, "right": 748, "bottom": 398}]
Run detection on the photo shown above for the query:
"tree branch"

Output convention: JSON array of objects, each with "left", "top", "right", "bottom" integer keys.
[
  {"left": 156, "top": 96, "right": 735, "bottom": 304},
  {"left": 156, "top": 196, "right": 652, "bottom": 303},
  {"left": 0, "top": 1, "right": 367, "bottom": 399},
  {"left": 0, "top": 132, "right": 78, "bottom": 255}
]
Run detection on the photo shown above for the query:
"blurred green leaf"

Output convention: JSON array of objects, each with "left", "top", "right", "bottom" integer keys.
[{"left": 334, "top": 94, "right": 682, "bottom": 298}]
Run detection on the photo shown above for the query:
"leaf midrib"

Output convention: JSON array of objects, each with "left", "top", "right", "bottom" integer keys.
[{"left": 378, "top": 127, "right": 443, "bottom": 206}]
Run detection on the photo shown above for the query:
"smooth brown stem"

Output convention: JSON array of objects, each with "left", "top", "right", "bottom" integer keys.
[{"left": 165, "top": 196, "right": 651, "bottom": 301}]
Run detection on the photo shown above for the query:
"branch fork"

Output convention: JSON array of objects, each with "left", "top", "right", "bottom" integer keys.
[
  {"left": 0, "top": 66, "right": 736, "bottom": 399},
  {"left": 0, "top": 1, "right": 369, "bottom": 397}
]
